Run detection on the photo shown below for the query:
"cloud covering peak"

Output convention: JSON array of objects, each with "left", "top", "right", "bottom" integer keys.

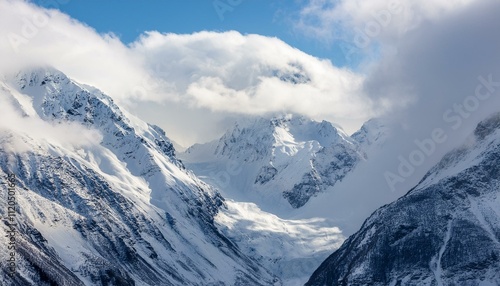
[{"left": 0, "top": 0, "right": 386, "bottom": 145}]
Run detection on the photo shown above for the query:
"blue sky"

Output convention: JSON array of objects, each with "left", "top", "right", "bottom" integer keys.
[{"left": 34, "top": 0, "right": 351, "bottom": 66}]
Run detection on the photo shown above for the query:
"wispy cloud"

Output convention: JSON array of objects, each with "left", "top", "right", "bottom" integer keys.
[
  {"left": 0, "top": 84, "right": 102, "bottom": 152},
  {"left": 295, "top": 0, "right": 476, "bottom": 40},
  {"left": 293, "top": 0, "right": 477, "bottom": 65}
]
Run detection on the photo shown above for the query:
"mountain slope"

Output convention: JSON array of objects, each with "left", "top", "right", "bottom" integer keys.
[
  {"left": 0, "top": 67, "right": 276, "bottom": 286},
  {"left": 180, "top": 115, "right": 391, "bottom": 285},
  {"left": 306, "top": 113, "right": 500, "bottom": 286}
]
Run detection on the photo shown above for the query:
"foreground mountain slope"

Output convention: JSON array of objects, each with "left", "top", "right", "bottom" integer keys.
[
  {"left": 0, "top": 67, "right": 276, "bottom": 285},
  {"left": 306, "top": 113, "right": 500, "bottom": 286}
]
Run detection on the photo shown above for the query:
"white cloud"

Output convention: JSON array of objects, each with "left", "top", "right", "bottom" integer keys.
[
  {"left": 0, "top": 0, "right": 151, "bottom": 107},
  {"left": 294, "top": 0, "right": 477, "bottom": 65},
  {"left": 0, "top": 86, "right": 103, "bottom": 152},
  {"left": 131, "top": 31, "right": 374, "bottom": 124},
  {"left": 128, "top": 30, "right": 387, "bottom": 145}
]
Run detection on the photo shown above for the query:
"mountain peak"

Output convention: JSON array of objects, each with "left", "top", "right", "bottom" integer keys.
[
  {"left": 352, "top": 117, "right": 389, "bottom": 148},
  {"left": 474, "top": 112, "right": 500, "bottom": 140},
  {"left": 183, "top": 114, "right": 363, "bottom": 209},
  {"left": 16, "top": 66, "right": 70, "bottom": 89}
]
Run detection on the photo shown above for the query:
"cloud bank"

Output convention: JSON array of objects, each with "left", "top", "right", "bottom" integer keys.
[
  {"left": 0, "top": 0, "right": 387, "bottom": 146},
  {"left": 130, "top": 31, "right": 371, "bottom": 122}
]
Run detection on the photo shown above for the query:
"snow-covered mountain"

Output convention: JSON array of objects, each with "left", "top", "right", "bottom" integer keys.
[
  {"left": 179, "top": 115, "right": 389, "bottom": 285},
  {"left": 181, "top": 115, "right": 366, "bottom": 210},
  {"left": 306, "top": 113, "right": 500, "bottom": 285},
  {"left": 0, "top": 67, "right": 278, "bottom": 285}
]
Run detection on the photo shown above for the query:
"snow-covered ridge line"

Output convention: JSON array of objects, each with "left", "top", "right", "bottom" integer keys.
[{"left": 182, "top": 114, "right": 387, "bottom": 210}]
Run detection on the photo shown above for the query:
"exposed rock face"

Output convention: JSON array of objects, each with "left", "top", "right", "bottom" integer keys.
[{"left": 306, "top": 113, "right": 500, "bottom": 286}]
